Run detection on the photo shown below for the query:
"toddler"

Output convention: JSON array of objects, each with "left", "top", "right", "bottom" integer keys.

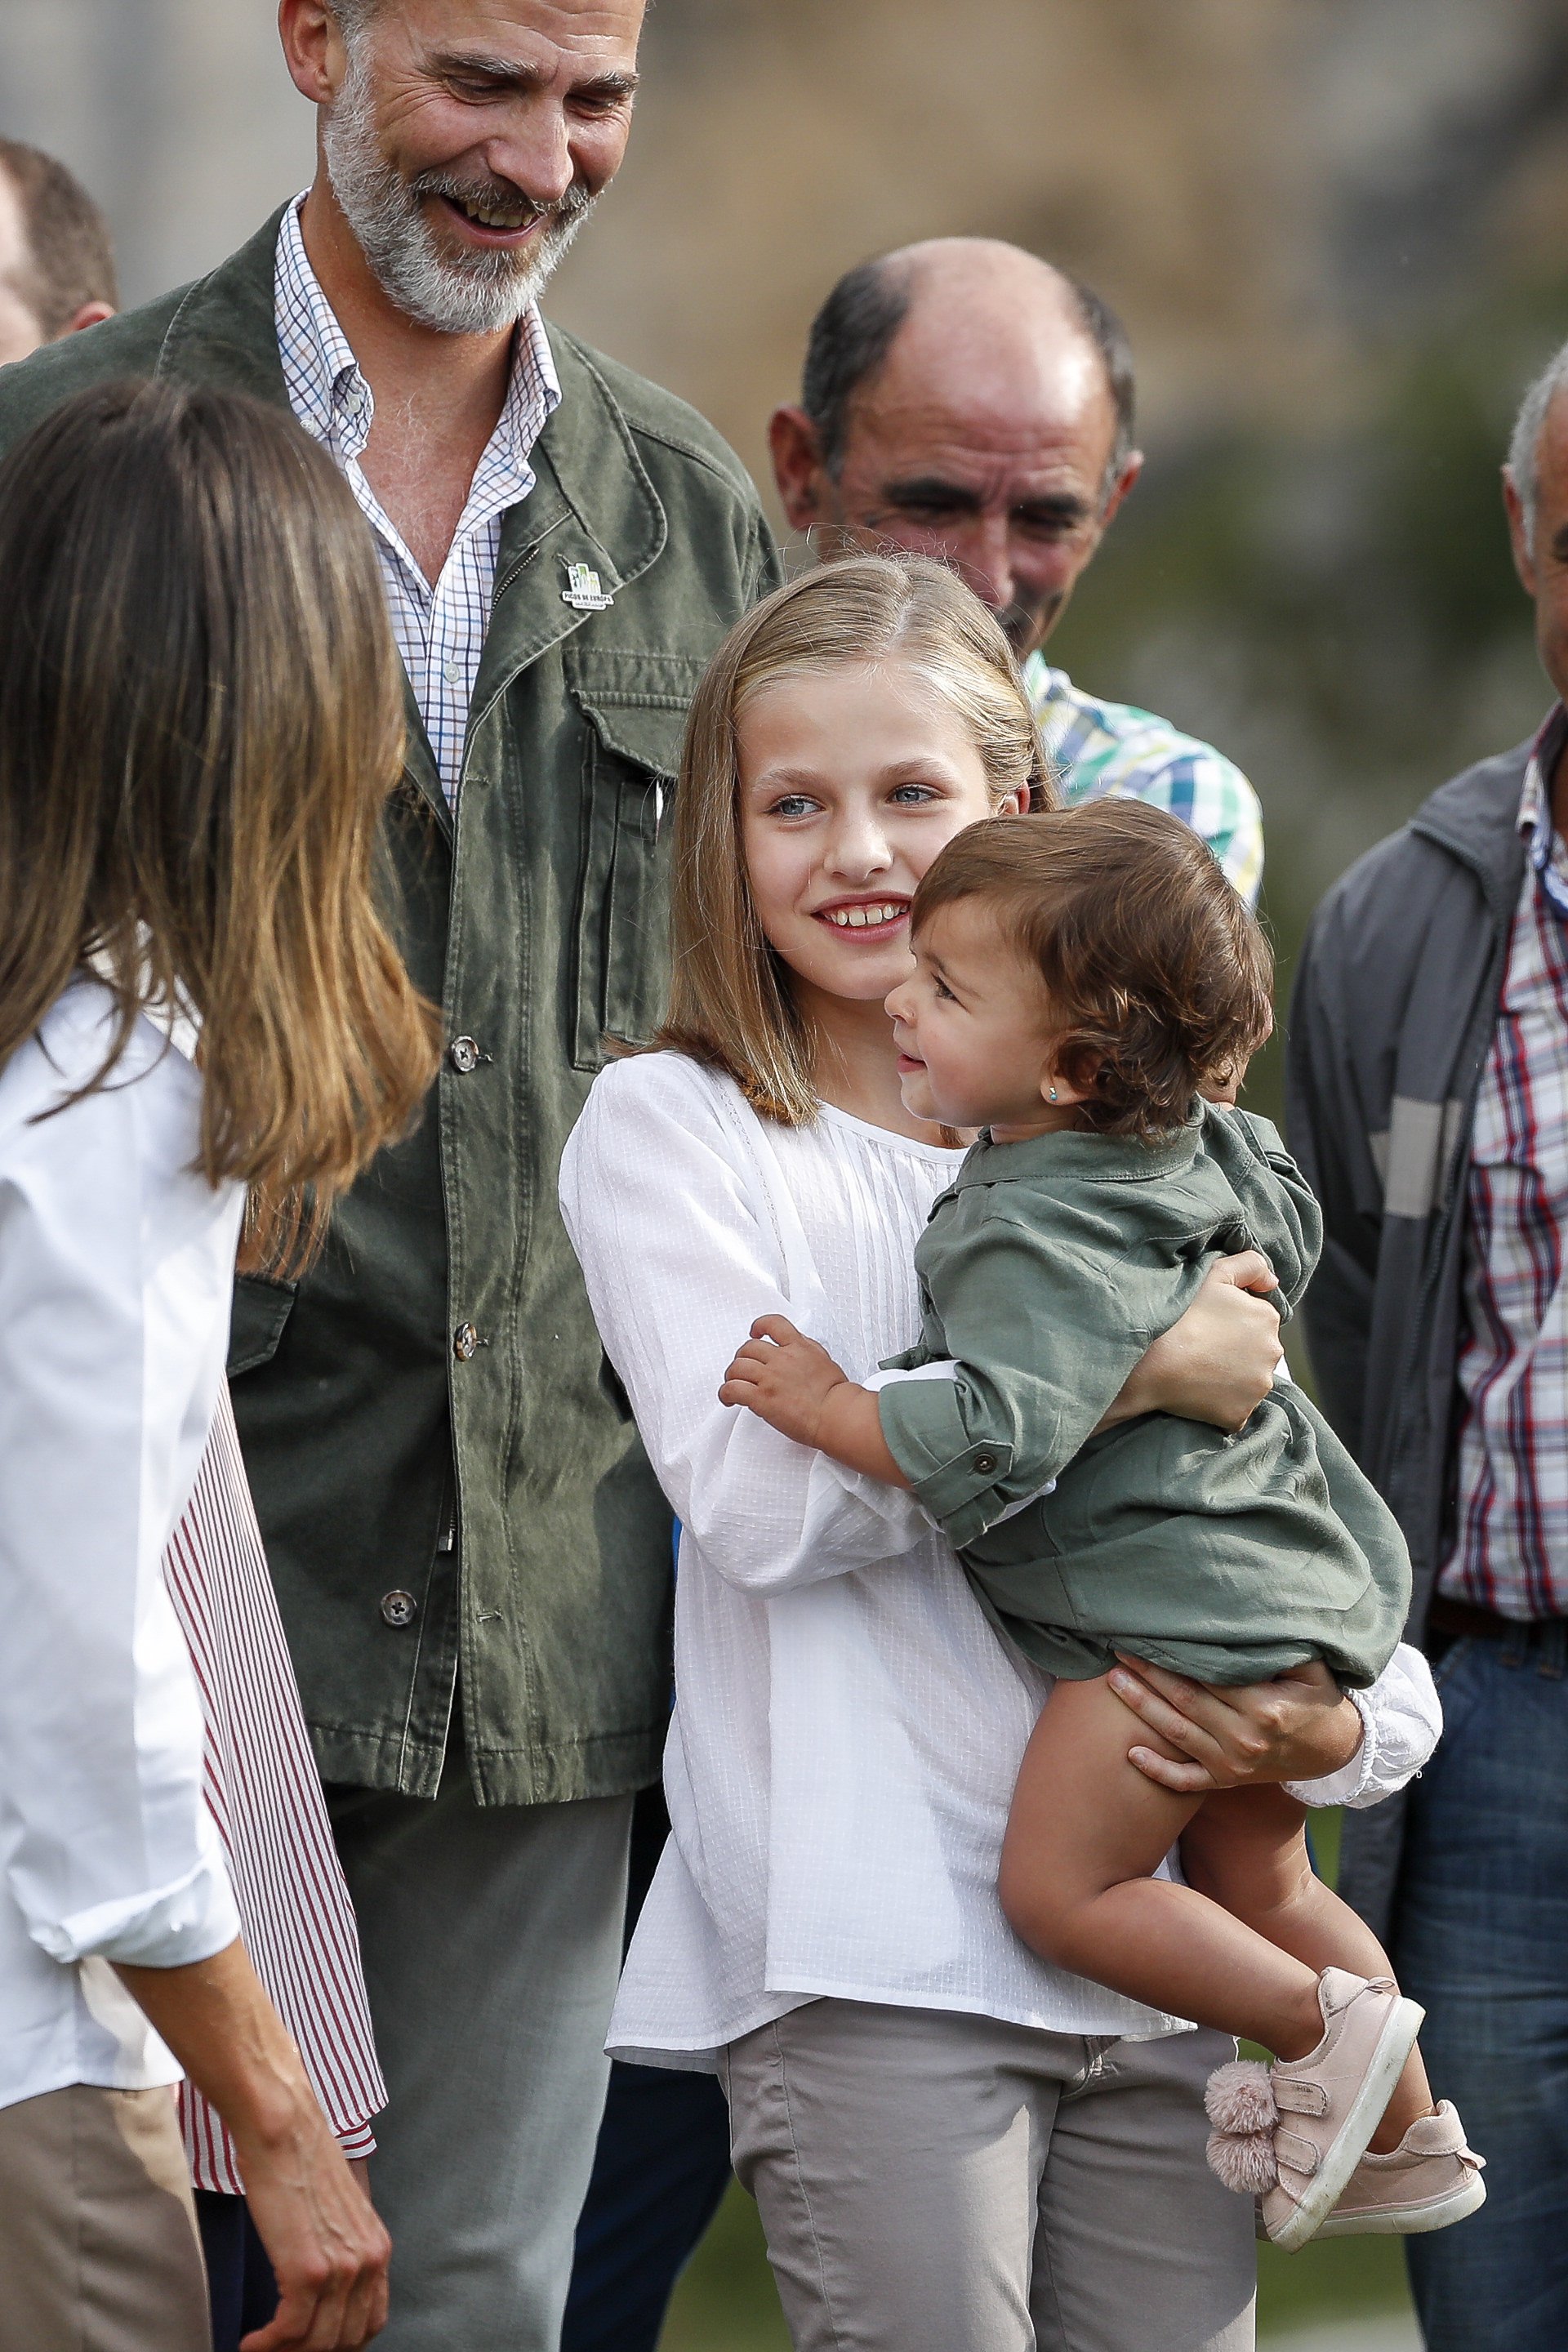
[{"left": 722, "top": 799, "right": 1484, "bottom": 2249}]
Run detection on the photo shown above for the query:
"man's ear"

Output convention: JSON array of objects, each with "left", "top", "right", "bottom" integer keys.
[
  {"left": 768, "top": 405, "right": 832, "bottom": 532},
  {"left": 1096, "top": 448, "right": 1144, "bottom": 537},
  {"left": 60, "top": 301, "right": 114, "bottom": 338},
  {"left": 278, "top": 0, "right": 346, "bottom": 108}
]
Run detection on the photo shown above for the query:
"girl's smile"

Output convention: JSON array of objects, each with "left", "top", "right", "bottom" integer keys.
[{"left": 812, "top": 893, "right": 912, "bottom": 940}]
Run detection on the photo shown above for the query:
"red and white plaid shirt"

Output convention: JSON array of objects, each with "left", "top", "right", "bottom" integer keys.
[{"left": 1441, "top": 706, "right": 1568, "bottom": 1619}]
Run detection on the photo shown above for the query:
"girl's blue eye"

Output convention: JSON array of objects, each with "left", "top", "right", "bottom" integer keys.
[
  {"left": 769, "top": 795, "right": 817, "bottom": 818},
  {"left": 889, "top": 783, "right": 938, "bottom": 805}
]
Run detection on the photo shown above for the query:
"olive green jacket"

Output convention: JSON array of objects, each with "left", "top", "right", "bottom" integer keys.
[
  {"left": 878, "top": 1107, "right": 1411, "bottom": 1689},
  {"left": 0, "top": 211, "right": 780, "bottom": 1802}
]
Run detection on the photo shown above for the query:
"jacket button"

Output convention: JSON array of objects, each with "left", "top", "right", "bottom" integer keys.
[
  {"left": 381, "top": 1589, "right": 418, "bottom": 1628},
  {"left": 453, "top": 1321, "right": 480, "bottom": 1361},
  {"left": 448, "top": 1036, "right": 482, "bottom": 1074},
  {"left": 973, "top": 1451, "right": 998, "bottom": 1475}
]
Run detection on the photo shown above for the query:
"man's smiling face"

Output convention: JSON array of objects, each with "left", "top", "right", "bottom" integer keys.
[{"left": 318, "top": 0, "right": 644, "bottom": 333}]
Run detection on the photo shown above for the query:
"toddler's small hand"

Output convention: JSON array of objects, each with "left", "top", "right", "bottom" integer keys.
[{"left": 720, "top": 1315, "right": 853, "bottom": 1448}]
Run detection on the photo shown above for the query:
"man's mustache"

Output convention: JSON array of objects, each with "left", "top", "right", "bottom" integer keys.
[{"left": 408, "top": 168, "right": 595, "bottom": 230}]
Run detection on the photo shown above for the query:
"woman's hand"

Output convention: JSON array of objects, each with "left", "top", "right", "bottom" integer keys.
[
  {"left": 1099, "top": 1252, "right": 1282, "bottom": 1436},
  {"left": 1106, "top": 1656, "right": 1365, "bottom": 1796},
  {"left": 116, "top": 1941, "right": 390, "bottom": 2347}
]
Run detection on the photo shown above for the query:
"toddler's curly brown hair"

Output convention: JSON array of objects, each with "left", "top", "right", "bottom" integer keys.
[{"left": 911, "top": 800, "right": 1274, "bottom": 1141}]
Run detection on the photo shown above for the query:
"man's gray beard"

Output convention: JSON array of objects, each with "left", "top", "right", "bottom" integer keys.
[{"left": 323, "top": 52, "right": 595, "bottom": 335}]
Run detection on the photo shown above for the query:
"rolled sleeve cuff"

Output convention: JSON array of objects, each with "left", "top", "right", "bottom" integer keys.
[
  {"left": 35, "top": 1855, "right": 242, "bottom": 1972},
  {"left": 875, "top": 1379, "right": 1015, "bottom": 1550}
]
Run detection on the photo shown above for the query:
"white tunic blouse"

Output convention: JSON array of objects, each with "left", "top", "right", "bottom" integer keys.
[
  {"left": 0, "top": 982, "right": 243, "bottom": 2114},
  {"left": 559, "top": 1053, "right": 1441, "bottom": 2069}
]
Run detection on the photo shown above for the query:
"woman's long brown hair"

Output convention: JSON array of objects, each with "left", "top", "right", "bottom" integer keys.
[{"left": 0, "top": 378, "right": 439, "bottom": 1267}]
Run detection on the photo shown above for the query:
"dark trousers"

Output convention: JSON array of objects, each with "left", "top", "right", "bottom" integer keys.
[
  {"left": 196, "top": 2191, "right": 278, "bottom": 2352},
  {"left": 560, "top": 1784, "right": 733, "bottom": 2352},
  {"left": 1393, "top": 1623, "right": 1568, "bottom": 2351}
]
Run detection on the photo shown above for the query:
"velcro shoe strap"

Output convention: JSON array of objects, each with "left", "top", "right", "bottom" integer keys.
[
  {"left": 1275, "top": 2129, "right": 1321, "bottom": 2178},
  {"left": 1272, "top": 2078, "right": 1330, "bottom": 2118}
]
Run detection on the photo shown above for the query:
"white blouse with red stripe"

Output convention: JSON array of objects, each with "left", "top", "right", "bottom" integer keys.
[{"left": 164, "top": 1386, "right": 385, "bottom": 2192}]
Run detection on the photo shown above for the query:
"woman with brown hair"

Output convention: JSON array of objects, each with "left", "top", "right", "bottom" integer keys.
[
  {"left": 0, "top": 378, "right": 436, "bottom": 2352},
  {"left": 559, "top": 555, "right": 1444, "bottom": 2351}
]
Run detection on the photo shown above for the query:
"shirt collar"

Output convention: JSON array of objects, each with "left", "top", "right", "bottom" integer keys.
[
  {"left": 1518, "top": 704, "right": 1568, "bottom": 917},
  {"left": 274, "top": 193, "right": 561, "bottom": 480}
]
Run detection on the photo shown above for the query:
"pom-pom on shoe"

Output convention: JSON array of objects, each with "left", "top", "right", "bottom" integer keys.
[{"left": 1204, "top": 2059, "right": 1279, "bottom": 2194}]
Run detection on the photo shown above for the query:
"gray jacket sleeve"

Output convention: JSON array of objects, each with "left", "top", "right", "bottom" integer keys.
[{"left": 1285, "top": 893, "right": 1383, "bottom": 1455}]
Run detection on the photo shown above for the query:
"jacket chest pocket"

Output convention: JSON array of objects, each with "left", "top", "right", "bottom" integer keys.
[{"left": 567, "top": 650, "right": 702, "bottom": 1071}]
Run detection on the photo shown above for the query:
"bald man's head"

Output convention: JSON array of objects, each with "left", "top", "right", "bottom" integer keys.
[
  {"left": 0, "top": 140, "right": 117, "bottom": 366},
  {"left": 804, "top": 241, "right": 1134, "bottom": 490},
  {"left": 772, "top": 238, "right": 1143, "bottom": 657}
]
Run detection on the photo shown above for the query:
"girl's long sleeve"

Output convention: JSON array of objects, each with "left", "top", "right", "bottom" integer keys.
[{"left": 559, "top": 1058, "right": 938, "bottom": 1593}]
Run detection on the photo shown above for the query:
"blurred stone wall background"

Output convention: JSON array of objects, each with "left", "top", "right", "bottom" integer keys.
[
  {"left": 4, "top": 0, "right": 1567, "bottom": 1071},
  {"left": 0, "top": 2, "right": 1561, "bottom": 1011},
  {"left": 5, "top": 10, "right": 1562, "bottom": 2338}
]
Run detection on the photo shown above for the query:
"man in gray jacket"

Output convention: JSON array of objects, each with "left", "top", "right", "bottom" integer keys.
[{"left": 1288, "top": 344, "right": 1568, "bottom": 2351}]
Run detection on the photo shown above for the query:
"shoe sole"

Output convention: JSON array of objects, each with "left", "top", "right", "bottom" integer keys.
[
  {"left": 1317, "top": 2169, "right": 1488, "bottom": 2238},
  {"left": 1267, "top": 1994, "right": 1427, "bottom": 2254}
]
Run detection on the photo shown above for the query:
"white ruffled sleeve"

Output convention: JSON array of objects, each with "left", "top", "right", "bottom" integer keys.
[{"left": 1285, "top": 1642, "right": 1442, "bottom": 1810}]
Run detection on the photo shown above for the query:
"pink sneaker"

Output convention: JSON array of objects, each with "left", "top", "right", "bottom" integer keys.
[
  {"left": 1316, "top": 2101, "right": 1486, "bottom": 2236},
  {"left": 1205, "top": 1968, "right": 1425, "bottom": 2252}
]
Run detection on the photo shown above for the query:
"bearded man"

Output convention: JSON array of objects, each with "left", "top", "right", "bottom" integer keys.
[{"left": 0, "top": 6, "right": 777, "bottom": 2346}]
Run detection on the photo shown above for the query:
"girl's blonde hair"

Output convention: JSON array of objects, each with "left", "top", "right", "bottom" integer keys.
[
  {"left": 654, "top": 554, "right": 1054, "bottom": 1124},
  {"left": 0, "top": 378, "right": 439, "bottom": 1269}
]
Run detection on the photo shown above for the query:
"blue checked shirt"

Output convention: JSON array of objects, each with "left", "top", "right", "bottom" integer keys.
[
  {"left": 274, "top": 196, "right": 560, "bottom": 808},
  {"left": 1023, "top": 654, "right": 1264, "bottom": 905}
]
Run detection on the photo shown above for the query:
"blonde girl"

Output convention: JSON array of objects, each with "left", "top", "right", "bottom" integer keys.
[
  {"left": 0, "top": 378, "right": 436, "bottom": 2352},
  {"left": 559, "top": 555, "right": 1441, "bottom": 2352}
]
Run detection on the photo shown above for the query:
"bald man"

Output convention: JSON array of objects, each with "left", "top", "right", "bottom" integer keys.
[
  {"left": 0, "top": 139, "right": 116, "bottom": 365},
  {"left": 770, "top": 238, "right": 1263, "bottom": 902}
]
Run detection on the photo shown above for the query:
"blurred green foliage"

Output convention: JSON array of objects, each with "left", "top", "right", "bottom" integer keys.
[{"left": 1049, "top": 274, "right": 1568, "bottom": 1132}]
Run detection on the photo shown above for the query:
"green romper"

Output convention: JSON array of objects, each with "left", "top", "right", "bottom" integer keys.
[{"left": 875, "top": 1107, "right": 1410, "bottom": 1689}]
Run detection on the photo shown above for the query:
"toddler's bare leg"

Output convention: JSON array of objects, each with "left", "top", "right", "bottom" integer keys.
[
  {"left": 1180, "top": 1787, "right": 1433, "bottom": 2150},
  {"left": 1000, "top": 1679, "right": 1325, "bottom": 2060}
]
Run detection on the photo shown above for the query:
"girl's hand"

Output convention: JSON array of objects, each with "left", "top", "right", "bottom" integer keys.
[
  {"left": 1100, "top": 1251, "right": 1282, "bottom": 1436},
  {"left": 720, "top": 1316, "right": 854, "bottom": 1448},
  {"left": 1106, "top": 1656, "right": 1364, "bottom": 1795}
]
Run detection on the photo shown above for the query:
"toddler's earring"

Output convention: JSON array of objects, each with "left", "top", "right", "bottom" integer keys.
[{"left": 1049, "top": 1086, "right": 1058, "bottom": 1102}]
